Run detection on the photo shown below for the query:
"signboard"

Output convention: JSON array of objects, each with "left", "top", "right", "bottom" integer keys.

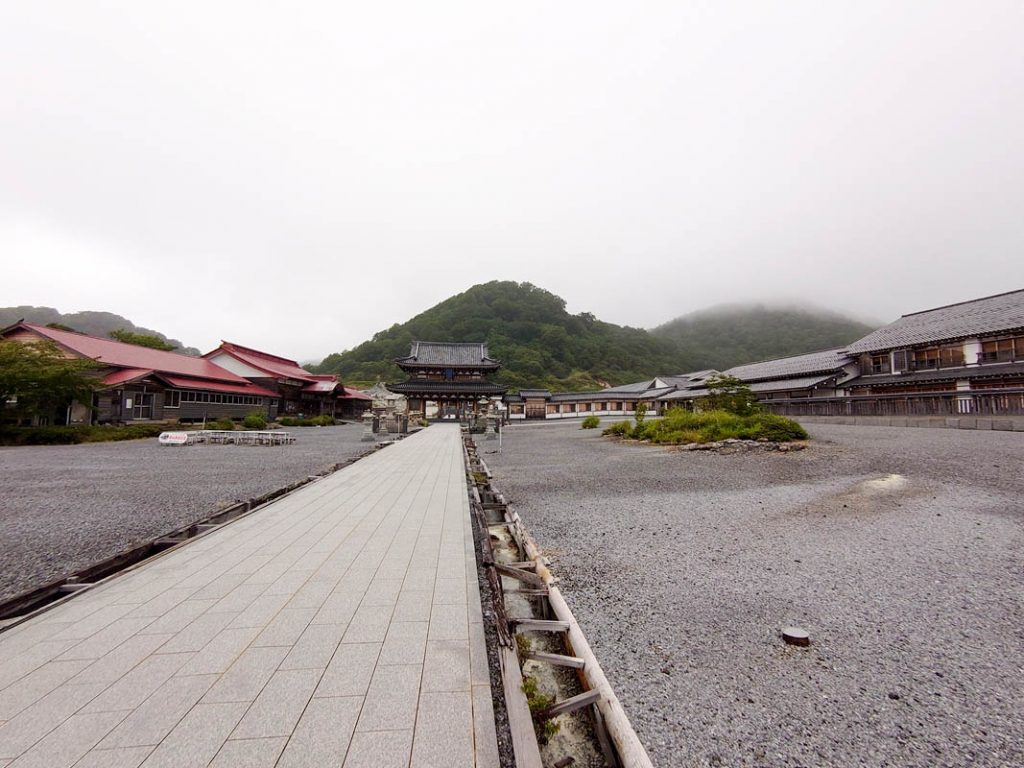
[{"left": 158, "top": 431, "right": 191, "bottom": 446}]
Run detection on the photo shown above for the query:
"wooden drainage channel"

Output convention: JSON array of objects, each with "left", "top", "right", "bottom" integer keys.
[
  {"left": 463, "top": 434, "right": 653, "bottom": 768},
  {"left": 0, "top": 443, "right": 393, "bottom": 633}
]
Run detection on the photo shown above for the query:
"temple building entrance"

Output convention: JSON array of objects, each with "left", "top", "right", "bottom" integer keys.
[{"left": 387, "top": 341, "right": 507, "bottom": 421}]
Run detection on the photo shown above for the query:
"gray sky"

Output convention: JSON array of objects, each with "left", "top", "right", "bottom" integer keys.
[{"left": 3, "top": 1, "right": 1022, "bottom": 361}]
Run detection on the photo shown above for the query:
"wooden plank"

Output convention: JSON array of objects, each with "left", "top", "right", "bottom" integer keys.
[
  {"left": 510, "top": 618, "right": 570, "bottom": 633},
  {"left": 538, "top": 689, "right": 602, "bottom": 719},
  {"left": 500, "top": 646, "right": 543, "bottom": 768},
  {"left": 527, "top": 651, "right": 586, "bottom": 669},
  {"left": 504, "top": 561, "right": 537, "bottom": 570},
  {"left": 494, "top": 564, "right": 546, "bottom": 588}
]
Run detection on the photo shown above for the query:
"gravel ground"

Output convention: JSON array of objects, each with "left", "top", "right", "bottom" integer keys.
[
  {"left": 0, "top": 425, "right": 372, "bottom": 601},
  {"left": 482, "top": 420, "right": 1024, "bottom": 768}
]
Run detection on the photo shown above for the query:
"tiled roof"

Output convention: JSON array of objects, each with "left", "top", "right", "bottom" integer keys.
[
  {"left": 725, "top": 348, "right": 854, "bottom": 382},
  {"left": 387, "top": 380, "right": 507, "bottom": 394},
  {"left": 846, "top": 290, "right": 1024, "bottom": 353},
  {"left": 654, "top": 370, "right": 719, "bottom": 388},
  {"left": 207, "top": 341, "right": 316, "bottom": 382},
  {"left": 518, "top": 389, "right": 552, "bottom": 398},
  {"left": 600, "top": 379, "right": 657, "bottom": 394},
  {"left": 549, "top": 391, "right": 645, "bottom": 403},
  {"left": 6, "top": 323, "right": 249, "bottom": 383},
  {"left": 396, "top": 341, "right": 500, "bottom": 368},
  {"left": 746, "top": 374, "right": 839, "bottom": 393}
]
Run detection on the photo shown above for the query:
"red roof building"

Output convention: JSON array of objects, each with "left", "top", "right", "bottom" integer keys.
[
  {"left": 1, "top": 322, "right": 278, "bottom": 424},
  {"left": 204, "top": 341, "right": 369, "bottom": 418}
]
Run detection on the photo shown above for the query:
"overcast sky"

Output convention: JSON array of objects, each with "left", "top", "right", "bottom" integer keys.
[{"left": 2, "top": 2, "right": 1022, "bottom": 361}]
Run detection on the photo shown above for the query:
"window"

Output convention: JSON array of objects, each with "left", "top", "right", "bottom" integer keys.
[
  {"left": 165, "top": 390, "right": 180, "bottom": 408},
  {"left": 869, "top": 355, "right": 890, "bottom": 374},
  {"left": 912, "top": 345, "right": 963, "bottom": 370},
  {"left": 980, "top": 337, "right": 1021, "bottom": 363}
]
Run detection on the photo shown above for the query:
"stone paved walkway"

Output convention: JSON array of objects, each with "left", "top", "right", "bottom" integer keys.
[{"left": 0, "top": 424, "right": 499, "bottom": 768}]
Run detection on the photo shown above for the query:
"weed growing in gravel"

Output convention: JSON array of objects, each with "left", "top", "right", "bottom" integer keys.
[
  {"left": 581, "top": 415, "right": 601, "bottom": 429},
  {"left": 521, "top": 675, "right": 561, "bottom": 742},
  {"left": 606, "top": 407, "right": 807, "bottom": 444},
  {"left": 516, "top": 633, "right": 532, "bottom": 661}
]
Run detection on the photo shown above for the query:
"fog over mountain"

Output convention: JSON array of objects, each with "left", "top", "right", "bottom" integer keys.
[
  {"left": 0, "top": 306, "right": 200, "bottom": 355},
  {"left": 2, "top": 3, "right": 1022, "bottom": 359}
]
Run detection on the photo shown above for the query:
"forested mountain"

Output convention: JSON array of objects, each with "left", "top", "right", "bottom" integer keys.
[
  {"left": 0, "top": 306, "right": 200, "bottom": 355},
  {"left": 311, "top": 282, "right": 878, "bottom": 389},
  {"left": 310, "top": 282, "right": 694, "bottom": 390},
  {"left": 651, "top": 304, "right": 876, "bottom": 371}
]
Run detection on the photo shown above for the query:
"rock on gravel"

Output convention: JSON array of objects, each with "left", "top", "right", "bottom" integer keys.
[
  {"left": 0, "top": 425, "right": 371, "bottom": 601},
  {"left": 482, "top": 420, "right": 1024, "bottom": 768}
]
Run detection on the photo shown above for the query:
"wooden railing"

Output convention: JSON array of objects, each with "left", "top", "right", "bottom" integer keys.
[{"left": 761, "top": 388, "right": 1024, "bottom": 417}]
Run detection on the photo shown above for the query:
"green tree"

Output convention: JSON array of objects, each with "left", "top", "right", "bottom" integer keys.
[
  {"left": 701, "top": 374, "right": 759, "bottom": 416},
  {"left": 108, "top": 328, "right": 178, "bottom": 351},
  {"left": 0, "top": 340, "right": 100, "bottom": 422}
]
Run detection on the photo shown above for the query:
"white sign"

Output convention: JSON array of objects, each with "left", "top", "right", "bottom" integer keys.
[{"left": 158, "top": 431, "right": 191, "bottom": 446}]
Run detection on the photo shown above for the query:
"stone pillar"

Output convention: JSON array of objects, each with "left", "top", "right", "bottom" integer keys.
[{"left": 361, "top": 410, "right": 375, "bottom": 441}]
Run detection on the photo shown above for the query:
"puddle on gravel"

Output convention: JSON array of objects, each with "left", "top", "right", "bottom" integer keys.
[{"left": 788, "top": 473, "right": 927, "bottom": 518}]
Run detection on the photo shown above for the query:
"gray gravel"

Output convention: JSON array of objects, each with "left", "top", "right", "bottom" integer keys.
[
  {"left": 0, "top": 425, "right": 371, "bottom": 601},
  {"left": 482, "top": 421, "right": 1024, "bottom": 768}
]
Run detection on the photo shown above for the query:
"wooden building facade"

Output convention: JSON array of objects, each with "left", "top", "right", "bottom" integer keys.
[
  {"left": 203, "top": 341, "right": 370, "bottom": 419},
  {"left": 388, "top": 341, "right": 507, "bottom": 419},
  {"left": 0, "top": 322, "right": 278, "bottom": 425}
]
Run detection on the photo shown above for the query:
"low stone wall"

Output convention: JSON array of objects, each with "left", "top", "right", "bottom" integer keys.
[{"left": 796, "top": 414, "right": 1024, "bottom": 431}]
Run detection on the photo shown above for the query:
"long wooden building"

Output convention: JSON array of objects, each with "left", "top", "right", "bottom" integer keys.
[
  {"left": 0, "top": 322, "right": 279, "bottom": 425},
  {"left": 503, "top": 289, "right": 1024, "bottom": 421},
  {"left": 204, "top": 341, "right": 370, "bottom": 419}
]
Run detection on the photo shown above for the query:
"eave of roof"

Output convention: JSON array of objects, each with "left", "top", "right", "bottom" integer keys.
[
  {"left": 387, "top": 380, "right": 508, "bottom": 394},
  {"left": 5, "top": 323, "right": 249, "bottom": 384},
  {"left": 846, "top": 289, "right": 1024, "bottom": 353},
  {"left": 155, "top": 375, "right": 278, "bottom": 397},
  {"left": 207, "top": 342, "right": 317, "bottom": 382},
  {"left": 839, "top": 361, "right": 1024, "bottom": 388},
  {"left": 725, "top": 348, "right": 854, "bottom": 382},
  {"left": 100, "top": 368, "right": 156, "bottom": 388}
]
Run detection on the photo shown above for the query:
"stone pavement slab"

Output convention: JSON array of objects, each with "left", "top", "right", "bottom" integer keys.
[{"left": 0, "top": 425, "right": 499, "bottom": 767}]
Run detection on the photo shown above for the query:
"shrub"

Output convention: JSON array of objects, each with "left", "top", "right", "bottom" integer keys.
[
  {"left": 748, "top": 412, "right": 809, "bottom": 441},
  {"left": 207, "top": 418, "right": 235, "bottom": 431},
  {"left": 0, "top": 424, "right": 165, "bottom": 446},
  {"left": 631, "top": 420, "right": 658, "bottom": 440},
  {"left": 607, "top": 406, "right": 807, "bottom": 445},
  {"left": 581, "top": 415, "right": 600, "bottom": 429},
  {"left": 242, "top": 411, "right": 267, "bottom": 429},
  {"left": 279, "top": 415, "right": 336, "bottom": 427},
  {"left": 602, "top": 420, "right": 631, "bottom": 436}
]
